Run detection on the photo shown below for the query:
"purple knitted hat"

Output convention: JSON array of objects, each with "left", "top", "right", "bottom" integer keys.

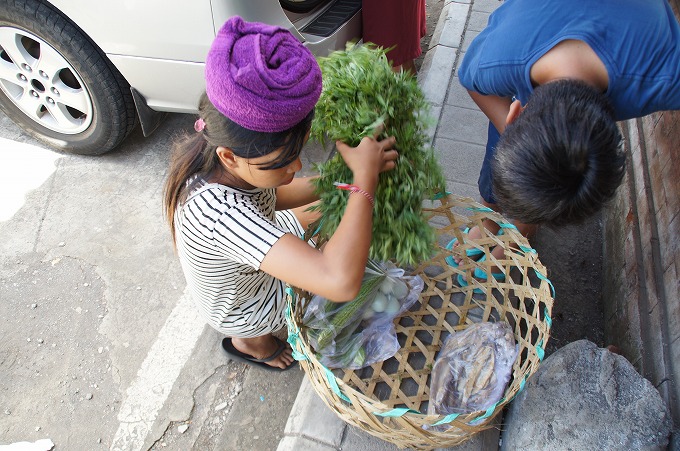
[{"left": 205, "top": 16, "right": 322, "bottom": 133}]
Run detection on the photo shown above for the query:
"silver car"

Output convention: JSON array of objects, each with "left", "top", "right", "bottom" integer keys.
[{"left": 0, "top": 0, "right": 361, "bottom": 155}]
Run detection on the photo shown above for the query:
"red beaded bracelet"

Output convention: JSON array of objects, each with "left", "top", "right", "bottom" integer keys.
[{"left": 333, "top": 182, "right": 375, "bottom": 207}]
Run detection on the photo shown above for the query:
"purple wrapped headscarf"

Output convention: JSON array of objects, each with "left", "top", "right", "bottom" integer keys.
[{"left": 205, "top": 16, "right": 322, "bottom": 133}]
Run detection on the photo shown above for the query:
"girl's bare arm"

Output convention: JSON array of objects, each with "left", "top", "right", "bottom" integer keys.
[
  {"left": 275, "top": 176, "right": 318, "bottom": 210},
  {"left": 260, "top": 136, "right": 397, "bottom": 302}
]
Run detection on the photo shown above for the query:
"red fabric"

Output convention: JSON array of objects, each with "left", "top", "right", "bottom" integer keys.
[{"left": 362, "top": 0, "right": 427, "bottom": 67}]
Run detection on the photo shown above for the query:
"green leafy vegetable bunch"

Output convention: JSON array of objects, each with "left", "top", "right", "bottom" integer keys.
[{"left": 310, "top": 43, "right": 446, "bottom": 265}]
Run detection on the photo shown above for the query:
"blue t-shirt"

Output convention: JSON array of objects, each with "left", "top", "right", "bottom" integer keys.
[{"left": 459, "top": 0, "right": 680, "bottom": 121}]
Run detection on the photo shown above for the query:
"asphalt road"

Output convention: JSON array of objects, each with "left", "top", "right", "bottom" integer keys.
[{"left": 0, "top": 110, "right": 314, "bottom": 450}]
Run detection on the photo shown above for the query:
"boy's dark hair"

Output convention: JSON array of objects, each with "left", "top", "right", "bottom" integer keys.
[
  {"left": 163, "top": 92, "right": 313, "bottom": 243},
  {"left": 492, "top": 79, "right": 625, "bottom": 226}
]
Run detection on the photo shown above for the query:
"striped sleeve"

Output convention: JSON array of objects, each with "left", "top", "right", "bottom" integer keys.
[{"left": 195, "top": 187, "right": 285, "bottom": 269}]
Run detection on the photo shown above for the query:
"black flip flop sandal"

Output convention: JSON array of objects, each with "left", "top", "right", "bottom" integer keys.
[{"left": 221, "top": 337, "right": 297, "bottom": 372}]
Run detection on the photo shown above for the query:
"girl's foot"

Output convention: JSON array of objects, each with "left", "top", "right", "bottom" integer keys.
[{"left": 230, "top": 335, "right": 295, "bottom": 370}]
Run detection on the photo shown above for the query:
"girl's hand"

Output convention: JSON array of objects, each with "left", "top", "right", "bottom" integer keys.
[{"left": 336, "top": 134, "right": 398, "bottom": 180}]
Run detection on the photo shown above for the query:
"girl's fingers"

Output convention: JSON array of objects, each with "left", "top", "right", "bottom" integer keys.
[
  {"left": 372, "top": 122, "right": 386, "bottom": 139},
  {"left": 335, "top": 140, "right": 349, "bottom": 152},
  {"left": 384, "top": 149, "right": 399, "bottom": 160},
  {"left": 379, "top": 136, "right": 396, "bottom": 150},
  {"left": 381, "top": 159, "right": 398, "bottom": 172}
]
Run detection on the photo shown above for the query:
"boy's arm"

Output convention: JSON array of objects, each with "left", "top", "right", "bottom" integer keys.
[
  {"left": 468, "top": 90, "right": 513, "bottom": 133},
  {"left": 275, "top": 176, "right": 319, "bottom": 210}
]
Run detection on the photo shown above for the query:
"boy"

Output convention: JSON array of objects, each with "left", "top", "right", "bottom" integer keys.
[{"left": 456, "top": 0, "right": 680, "bottom": 279}]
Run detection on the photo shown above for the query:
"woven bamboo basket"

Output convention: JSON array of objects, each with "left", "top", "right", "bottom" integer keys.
[{"left": 285, "top": 195, "right": 555, "bottom": 450}]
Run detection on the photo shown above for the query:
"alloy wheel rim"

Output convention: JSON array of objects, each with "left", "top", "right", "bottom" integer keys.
[{"left": 0, "top": 26, "right": 93, "bottom": 134}]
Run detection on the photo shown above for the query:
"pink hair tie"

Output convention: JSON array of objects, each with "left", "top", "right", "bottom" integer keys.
[{"left": 194, "top": 118, "right": 206, "bottom": 132}]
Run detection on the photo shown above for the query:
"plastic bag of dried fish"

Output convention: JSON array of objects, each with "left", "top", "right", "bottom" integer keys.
[{"left": 427, "top": 322, "right": 519, "bottom": 424}]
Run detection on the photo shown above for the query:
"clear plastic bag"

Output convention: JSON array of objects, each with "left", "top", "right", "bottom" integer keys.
[
  {"left": 427, "top": 322, "right": 519, "bottom": 419},
  {"left": 303, "top": 260, "right": 423, "bottom": 369}
]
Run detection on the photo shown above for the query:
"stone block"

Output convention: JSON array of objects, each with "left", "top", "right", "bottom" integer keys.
[
  {"left": 446, "top": 76, "right": 478, "bottom": 110},
  {"left": 454, "top": 50, "right": 467, "bottom": 75},
  {"left": 660, "top": 212, "right": 679, "bottom": 272},
  {"left": 437, "top": 106, "right": 488, "bottom": 145},
  {"left": 623, "top": 228, "right": 638, "bottom": 273},
  {"left": 341, "top": 426, "right": 404, "bottom": 451},
  {"left": 419, "top": 45, "right": 457, "bottom": 106},
  {"left": 665, "top": 263, "right": 680, "bottom": 343},
  {"left": 425, "top": 105, "right": 443, "bottom": 146},
  {"left": 467, "top": 10, "right": 490, "bottom": 31},
  {"left": 500, "top": 341, "right": 672, "bottom": 451},
  {"left": 277, "top": 436, "right": 335, "bottom": 451},
  {"left": 283, "top": 376, "right": 346, "bottom": 448},
  {"left": 461, "top": 30, "right": 480, "bottom": 52},
  {"left": 641, "top": 247, "right": 660, "bottom": 310},
  {"left": 471, "top": 0, "right": 503, "bottom": 13},
  {"left": 661, "top": 156, "right": 680, "bottom": 214},
  {"left": 431, "top": 1, "right": 469, "bottom": 49},
  {"left": 645, "top": 301, "right": 668, "bottom": 386},
  {"left": 446, "top": 179, "right": 480, "bottom": 199},
  {"left": 639, "top": 219, "right": 653, "bottom": 264},
  {"left": 668, "top": 337, "right": 680, "bottom": 425},
  {"left": 435, "top": 420, "right": 501, "bottom": 450},
  {"left": 433, "top": 137, "right": 485, "bottom": 185}
]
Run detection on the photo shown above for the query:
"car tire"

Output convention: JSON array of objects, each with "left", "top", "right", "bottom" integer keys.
[{"left": 0, "top": 0, "right": 137, "bottom": 155}]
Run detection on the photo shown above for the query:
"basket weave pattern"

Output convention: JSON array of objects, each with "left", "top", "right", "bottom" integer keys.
[{"left": 286, "top": 195, "right": 554, "bottom": 450}]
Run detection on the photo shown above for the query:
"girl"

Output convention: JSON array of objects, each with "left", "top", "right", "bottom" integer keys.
[{"left": 163, "top": 17, "right": 398, "bottom": 371}]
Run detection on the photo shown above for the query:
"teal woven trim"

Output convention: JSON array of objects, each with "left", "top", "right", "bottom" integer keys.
[
  {"left": 433, "top": 412, "right": 460, "bottom": 426},
  {"left": 469, "top": 206, "right": 494, "bottom": 213},
  {"left": 324, "top": 367, "right": 351, "bottom": 403},
  {"left": 498, "top": 222, "right": 518, "bottom": 231},
  {"left": 286, "top": 332, "right": 308, "bottom": 361},
  {"left": 476, "top": 403, "right": 498, "bottom": 421},
  {"left": 432, "top": 191, "right": 451, "bottom": 200},
  {"left": 507, "top": 375, "right": 529, "bottom": 403},
  {"left": 284, "top": 300, "right": 294, "bottom": 332},
  {"left": 534, "top": 269, "right": 556, "bottom": 297},
  {"left": 519, "top": 376, "right": 527, "bottom": 393},
  {"left": 536, "top": 340, "right": 545, "bottom": 361},
  {"left": 284, "top": 289, "right": 308, "bottom": 362},
  {"left": 544, "top": 307, "right": 553, "bottom": 327},
  {"left": 498, "top": 223, "right": 539, "bottom": 254},
  {"left": 373, "top": 407, "right": 421, "bottom": 417}
]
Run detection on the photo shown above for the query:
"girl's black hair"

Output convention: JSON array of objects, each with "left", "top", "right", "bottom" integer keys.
[
  {"left": 492, "top": 79, "right": 625, "bottom": 226},
  {"left": 163, "top": 92, "right": 313, "bottom": 243}
]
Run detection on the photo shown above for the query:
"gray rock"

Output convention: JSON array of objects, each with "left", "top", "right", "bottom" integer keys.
[{"left": 501, "top": 340, "right": 671, "bottom": 451}]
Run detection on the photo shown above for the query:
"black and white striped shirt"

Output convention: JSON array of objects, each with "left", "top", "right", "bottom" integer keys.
[{"left": 175, "top": 181, "right": 303, "bottom": 337}]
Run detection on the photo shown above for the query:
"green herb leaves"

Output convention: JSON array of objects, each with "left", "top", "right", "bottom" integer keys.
[{"left": 311, "top": 44, "right": 446, "bottom": 265}]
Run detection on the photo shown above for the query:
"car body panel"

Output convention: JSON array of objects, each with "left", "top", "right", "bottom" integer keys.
[
  {"left": 46, "top": 0, "right": 360, "bottom": 114},
  {"left": 109, "top": 56, "right": 205, "bottom": 113},
  {"left": 47, "top": 0, "right": 216, "bottom": 61}
]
